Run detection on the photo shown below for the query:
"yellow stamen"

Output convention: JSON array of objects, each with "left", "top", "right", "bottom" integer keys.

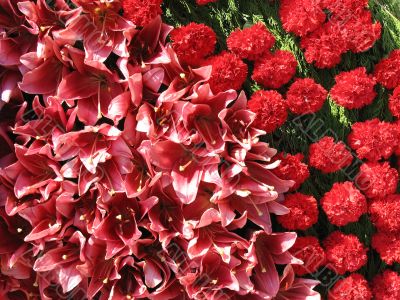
[
  {"left": 17, "top": 228, "right": 22, "bottom": 233},
  {"left": 116, "top": 214, "right": 122, "bottom": 220},
  {"left": 62, "top": 255, "right": 67, "bottom": 260},
  {"left": 179, "top": 160, "right": 192, "bottom": 172}
]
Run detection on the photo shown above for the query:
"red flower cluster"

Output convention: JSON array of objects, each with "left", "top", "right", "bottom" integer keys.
[
  {"left": 122, "top": 0, "right": 163, "bottom": 27},
  {"left": 321, "top": 181, "right": 367, "bottom": 226},
  {"left": 279, "top": 0, "right": 326, "bottom": 37},
  {"left": 205, "top": 51, "right": 248, "bottom": 94},
  {"left": 247, "top": 90, "right": 288, "bottom": 133},
  {"left": 323, "top": 231, "right": 367, "bottom": 275},
  {"left": 356, "top": 162, "right": 399, "bottom": 199},
  {"left": 309, "top": 136, "right": 353, "bottom": 173},
  {"left": 330, "top": 67, "right": 377, "bottom": 109},
  {"left": 372, "top": 231, "right": 400, "bottom": 265},
  {"left": 374, "top": 50, "right": 400, "bottom": 89},
  {"left": 271, "top": 153, "right": 310, "bottom": 191},
  {"left": 372, "top": 270, "right": 400, "bottom": 300},
  {"left": 286, "top": 78, "right": 328, "bottom": 114},
  {"left": 227, "top": 22, "right": 275, "bottom": 61},
  {"left": 348, "top": 118, "right": 398, "bottom": 161},
  {"left": 170, "top": 22, "right": 216, "bottom": 66},
  {"left": 0, "top": 1, "right": 322, "bottom": 299},
  {"left": 277, "top": 193, "right": 319, "bottom": 230},
  {"left": 252, "top": 50, "right": 298, "bottom": 89},
  {"left": 289, "top": 236, "right": 326, "bottom": 276},
  {"left": 328, "top": 273, "right": 372, "bottom": 300},
  {"left": 282, "top": 0, "right": 381, "bottom": 68},
  {"left": 389, "top": 85, "right": 400, "bottom": 118},
  {"left": 369, "top": 194, "right": 400, "bottom": 233}
]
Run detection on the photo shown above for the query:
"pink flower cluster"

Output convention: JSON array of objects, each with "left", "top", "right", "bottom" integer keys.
[{"left": 0, "top": 1, "right": 322, "bottom": 299}]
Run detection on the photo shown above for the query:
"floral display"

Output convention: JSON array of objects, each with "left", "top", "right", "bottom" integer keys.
[{"left": 1, "top": 0, "right": 400, "bottom": 299}]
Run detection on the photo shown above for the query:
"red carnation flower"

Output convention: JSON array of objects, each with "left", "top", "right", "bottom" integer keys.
[
  {"left": 322, "top": 0, "right": 368, "bottom": 14},
  {"left": 227, "top": 22, "right": 275, "bottom": 61},
  {"left": 328, "top": 273, "right": 372, "bottom": 300},
  {"left": 196, "top": 0, "right": 217, "bottom": 4},
  {"left": 321, "top": 181, "right": 367, "bottom": 226},
  {"left": 204, "top": 51, "right": 248, "bottom": 94},
  {"left": 341, "top": 11, "right": 381, "bottom": 54},
  {"left": 330, "top": 67, "right": 377, "bottom": 109},
  {"left": 271, "top": 153, "right": 310, "bottom": 191},
  {"left": 372, "top": 270, "right": 400, "bottom": 300},
  {"left": 372, "top": 231, "right": 400, "bottom": 265},
  {"left": 348, "top": 118, "right": 398, "bottom": 161},
  {"left": 323, "top": 231, "right": 367, "bottom": 275},
  {"left": 279, "top": 0, "right": 326, "bottom": 37},
  {"left": 289, "top": 236, "right": 326, "bottom": 276},
  {"left": 389, "top": 86, "right": 400, "bottom": 118},
  {"left": 247, "top": 90, "right": 288, "bottom": 133},
  {"left": 300, "top": 21, "right": 348, "bottom": 69},
  {"left": 369, "top": 194, "right": 400, "bottom": 233},
  {"left": 374, "top": 50, "right": 400, "bottom": 89},
  {"left": 170, "top": 22, "right": 216, "bottom": 66},
  {"left": 356, "top": 162, "right": 398, "bottom": 198},
  {"left": 276, "top": 193, "right": 319, "bottom": 230},
  {"left": 122, "top": 0, "right": 163, "bottom": 27},
  {"left": 309, "top": 137, "right": 353, "bottom": 173},
  {"left": 286, "top": 78, "right": 328, "bottom": 114},
  {"left": 252, "top": 50, "right": 298, "bottom": 89}
]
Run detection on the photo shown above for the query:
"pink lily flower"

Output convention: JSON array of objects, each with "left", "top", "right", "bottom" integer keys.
[
  {"left": 4, "top": 143, "right": 62, "bottom": 200},
  {"left": 33, "top": 229, "right": 86, "bottom": 293},
  {"left": 125, "top": 16, "right": 172, "bottom": 68},
  {"left": 0, "top": 0, "right": 37, "bottom": 68},
  {"left": 108, "top": 256, "right": 149, "bottom": 299},
  {"left": 57, "top": 52, "right": 128, "bottom": 125},
  {"left": 17, "top": 0, "right": 81, "bottom": 36},
  {"left": 147, "top": 182, "right": 184, "bottom": 245},
  {"left": 93, "top": 193, "right": 157, "bottom": 259},
  {"left": 219, "top": 91, "right": 265, "bottom": 150},
  {"left": 157, "top": 45, "right": 212, "bottom": 104},
  {"left": 54, "top": 0, "right": 133, "bottom": 62},
  {"left": 183, "top": 208, "right": 248, "bottom": 261},
  {"left": 249, "top": 231, "right": 301, "bottom": 299},
  {"left": 76, "top": 238, "right": 119, "bottom": 300},
  {"left": 54, "top": 124, "right": 122, "bottom": 172},
  {"left": 274, "top": 265, "right": 320, "bottom": 300},
  {"left": 131, "top": 238, "right": 182, "bottom": 300},
  {"left": 182, "top": 250, "right": 241, "bottom": 299},
  {"left": 18, "top": 195, "right": 63, "bottom": 244},
  {"left": 142, "top": 139, "right": 220, "bottom": 204},
  {"left": 14, "top": 96, "right": 74, "bottom": 142},
  {"left": 56, "top": 184, "right": 103, "bottom": 235}
]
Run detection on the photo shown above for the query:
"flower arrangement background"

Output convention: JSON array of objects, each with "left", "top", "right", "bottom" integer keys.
[{"left": 1, "top": 0, "right": 400, "bottom": 299}]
